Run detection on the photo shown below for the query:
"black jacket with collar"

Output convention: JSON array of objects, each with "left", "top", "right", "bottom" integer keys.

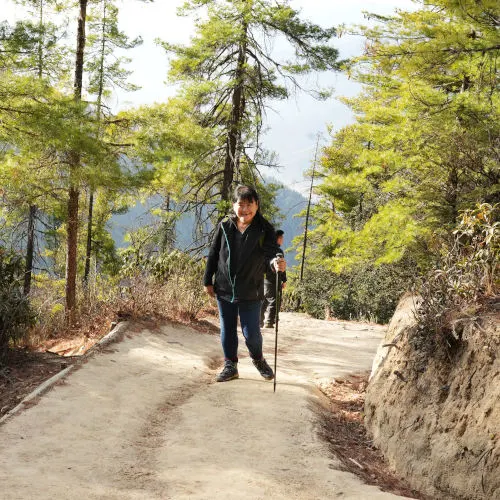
[{"left": 203, "top": 213, "right": 280, "bottom": 302}]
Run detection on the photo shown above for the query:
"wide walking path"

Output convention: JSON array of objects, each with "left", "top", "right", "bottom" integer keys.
[{"left": 0, "top": 313, "right": 412, "bottom": 500}]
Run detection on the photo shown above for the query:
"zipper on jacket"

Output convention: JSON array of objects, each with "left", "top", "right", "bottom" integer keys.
[{"left": 221, "top": 223, "right": 236, "bottom": 303}]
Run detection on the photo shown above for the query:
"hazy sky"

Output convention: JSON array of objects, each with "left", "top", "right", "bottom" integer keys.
[
  {"left": 116, "top": 0, "right": 416, "bottom": 193},
  {"left": 3, "top": 0, "right": 417, "bottom": 193}
]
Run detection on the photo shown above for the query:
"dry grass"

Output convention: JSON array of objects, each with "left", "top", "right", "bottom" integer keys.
[
  {"left": 315, "top": 373, "right": 427, "bottom": 500},
  {"left": 20, "top": 272, "right": 212, "bottom": 355}
]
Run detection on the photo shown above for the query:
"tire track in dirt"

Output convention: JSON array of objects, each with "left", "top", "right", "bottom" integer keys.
[{"left": 117, "top": 374, "right": 213, "bottom": 494}]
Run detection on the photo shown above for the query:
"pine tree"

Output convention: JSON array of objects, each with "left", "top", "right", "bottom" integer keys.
[
  {"left": 0, "top": 0, "right": 70, "bottom": 294},
  {"left": 313, "top": 0, "right": 500, "bottom": 270},
  {"left": 160, "top": 0, "right": 339, "bottom": 216},
  {"left": 83, "top": 0, "right": 142, "bottom": 283},
  {"left": 64, "top": 0, "right": 88, "bottom": 318}
]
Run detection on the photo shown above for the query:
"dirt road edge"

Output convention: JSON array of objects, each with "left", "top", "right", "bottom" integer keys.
[{"left": 0, "top": 321, "right": 130, "bottom": 425}]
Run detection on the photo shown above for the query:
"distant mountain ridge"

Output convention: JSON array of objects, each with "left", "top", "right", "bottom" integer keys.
[
  {"left": 109, "top": 184, "right": 307, "bottom": 263},
  {"left": 274, "top": 186, "right": 307, "bottom": 263}
]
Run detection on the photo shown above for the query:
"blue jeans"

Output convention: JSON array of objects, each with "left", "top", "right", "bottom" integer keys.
[{"left": 217, "top": 298, "right": 263, "bottom": 362}]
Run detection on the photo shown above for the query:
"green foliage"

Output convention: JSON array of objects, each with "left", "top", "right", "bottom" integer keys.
[
  {"left": 286, "top": 259, "right": 416, "bottom": 324},
  {"left": 0, "top": 249, "right": 34, "bottom": 353},
  {"left": 86, "top": 0, "right": 142, "bottom": 102},
  {"left": 0, "top": 0, "right": 151, "bottom": 303},
  {"left": 0, "top": 1, "right": 71, "bottom": 83},
  {"left": 413, "top": 203, "right": 499, "bottom": 355},
  {"left": 0, "top": 72, "right": 119, "bottom": 206},
  {"left": 289, "top": 1, "right": 500, "bottom": 326},
  {"left": 120, "top": 99, "right": 215, "bottom": 197},
  {"left": 160, "top": 0, "right": 339, "bottom": 209},
  {"left": 3, "top": 0, "right": 496, "bottom": 348},
  {"left": 312, "top": 0, "right": 499, "bottom": 271},
  {"left": 83, "top": 190, "right": 123, "bottom": 277},
  {"left": 0, "top": 0, "right": 218, "bottom": 338}
]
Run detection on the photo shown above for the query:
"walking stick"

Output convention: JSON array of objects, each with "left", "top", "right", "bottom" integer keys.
[{"left": 273, "top": 252, "right": 283, "bottom": 393}]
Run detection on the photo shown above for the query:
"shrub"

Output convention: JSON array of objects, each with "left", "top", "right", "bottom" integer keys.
[
  {"left": 413, "top": 203, "right": 499, "bottom": 355},
  {"left": 23, "top": 248, "right": 208, "bottom": 348},
  {"left": 285, "top": 259, "right": 416, "bottom": 324},
  {"left": 26, "top": 276, "right": 68, "bottom": 346},
  {"left": 119, "top": 248, "right": 208, "bottom": 321},
  {"left": 0, "top": 248, "right": 34, "bottom": 354}
]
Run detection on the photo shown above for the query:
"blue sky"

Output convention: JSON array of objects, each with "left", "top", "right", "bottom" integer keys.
[{"left": 3, "top": 0, "right": 417, "bottom": 193}]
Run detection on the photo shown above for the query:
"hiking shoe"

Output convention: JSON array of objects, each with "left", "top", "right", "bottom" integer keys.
[
  {"left": 264, "top": 322, "right": 274, "bottom": 328},
  {"left": 252, "top": 358, "right": 274, "bottom": 380},
  {"left": 216, "top": 361, "right": 239, "bottom": 382}
]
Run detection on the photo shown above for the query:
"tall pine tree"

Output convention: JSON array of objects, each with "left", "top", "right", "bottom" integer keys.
[
  {"left": 313, "top": 0, "right": 499, "bottom": 271},
  {"left": 160, "top": 0, "right": 339, "bottom": 217},
  {"left": 83, "top": 0, "right": 142, "bottom": 283}
]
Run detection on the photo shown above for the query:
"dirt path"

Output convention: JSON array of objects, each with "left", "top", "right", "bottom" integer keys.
[{"left": 0, "top": 313, "right": 413, "bottom": 499}]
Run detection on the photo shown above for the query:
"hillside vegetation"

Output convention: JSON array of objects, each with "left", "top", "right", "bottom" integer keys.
[{"left": 0, "top": 0, "right": 498, "bottom": 387}]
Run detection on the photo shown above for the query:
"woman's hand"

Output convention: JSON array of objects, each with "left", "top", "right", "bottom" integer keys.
[
  {"left": 273, "top": 257, "right": 286, "bottom": 273},
  {"left": 204, "top": 285, "right": 215, "bottom": 298}
]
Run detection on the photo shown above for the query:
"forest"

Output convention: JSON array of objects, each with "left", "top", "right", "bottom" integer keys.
[{"left": 0, "top": 0, "right": 498, "bottom": 354}]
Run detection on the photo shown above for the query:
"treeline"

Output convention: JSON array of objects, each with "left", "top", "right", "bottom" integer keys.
[
  {"left": 0, "top": 0, "right": 339, "bottom": 351},
  {"left": 290, "top": 0, "right": 499, "bottom": 333},
  {"left": 0, "top": 1, "right": 498, "bottom": 355}
]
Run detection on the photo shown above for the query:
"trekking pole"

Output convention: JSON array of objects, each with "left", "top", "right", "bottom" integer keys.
[{"left": 273, "top": 252, "right": 283, "bottom": 393}]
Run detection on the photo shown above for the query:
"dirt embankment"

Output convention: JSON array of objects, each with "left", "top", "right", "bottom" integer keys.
[{"left": 365, "top": 296, "right": 500, "bottom": 500}]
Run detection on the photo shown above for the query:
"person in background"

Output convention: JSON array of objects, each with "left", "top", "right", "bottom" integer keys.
[
  {"left": 260, "top": 229, "right": 287, "bottom": 328},
  {"left": 203, "top": 185, "right": 287, "bottom": 382}
]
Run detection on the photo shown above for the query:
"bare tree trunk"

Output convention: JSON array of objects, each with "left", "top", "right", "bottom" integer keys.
[
  {"left": 37, "top": 0, "right": 44, "bottom": 79},
  {"left": 84, "top": 0, "right": 107, "bottom": 283},
  {"left": 221, "top": 14, "right": 248, "bottom": 209},
  {"left": 297, "top": 137, "right": 319, "bottom": 310},
  {"left": 66, "top": 184, "right": 80, "bottom": 316},
  {"left": 299, "top": 137, "right": 319, "bottom": 281},
  {"left": 66, "top": 0, "right": 88, "bottom": 318},
  {"left": 24, "top": 0, "right": 45, "bottom": 296},
  {"left": 83, "top": 190, "right": 93, "bottom": 283},
  {"left": 23, "top": 204, "right": 37, "bottom": 295},
  {"left": 73, "top": 0, "right": 87, "bottom": 99}
]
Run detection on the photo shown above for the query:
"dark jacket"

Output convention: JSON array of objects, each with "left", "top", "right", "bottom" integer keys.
[{"left": 203, "top": 213, "right": 280, "bottom": 302}]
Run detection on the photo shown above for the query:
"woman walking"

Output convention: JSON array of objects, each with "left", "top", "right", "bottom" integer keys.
[{"left": 203, "top": 185, "right": 287, "bottom": 382}]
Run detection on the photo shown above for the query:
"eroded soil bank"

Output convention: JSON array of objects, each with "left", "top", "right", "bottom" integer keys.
[{"left": 365, "top": 296, "right": 500, "bottom": 500}]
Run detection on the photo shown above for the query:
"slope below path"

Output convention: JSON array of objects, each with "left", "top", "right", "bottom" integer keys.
[{"left": 0, "top": 313, "right": 413, "bottom": 500}]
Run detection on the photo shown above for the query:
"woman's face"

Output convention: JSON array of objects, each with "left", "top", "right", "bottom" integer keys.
[{"left": 233, "top": 197, "right": 258, "bottom": 225}]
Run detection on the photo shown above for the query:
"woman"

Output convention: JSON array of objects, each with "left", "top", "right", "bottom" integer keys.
[{"left": 203, "top": 185, "right": 286, "bottom": 382}]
